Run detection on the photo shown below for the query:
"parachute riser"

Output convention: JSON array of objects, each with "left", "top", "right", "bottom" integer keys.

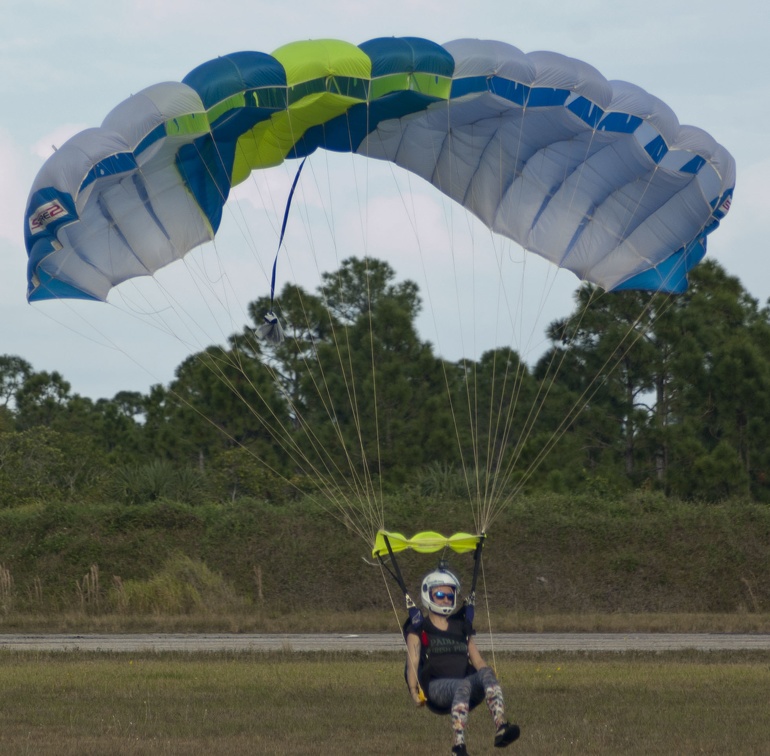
[
  {"left": 462, "top": 532, "right": 486, "bottom": 627},
  {"left": 377, "top": 533, "right": 422, "bottom": 627}
]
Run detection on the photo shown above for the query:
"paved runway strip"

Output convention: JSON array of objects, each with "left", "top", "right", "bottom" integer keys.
[{"left": 2, "top": 633, "right": 770, "bottom": 653}]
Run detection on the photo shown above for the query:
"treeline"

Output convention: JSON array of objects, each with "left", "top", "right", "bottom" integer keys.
[{"left": 2, "top": 256, "right": 770, "bottom": 508}]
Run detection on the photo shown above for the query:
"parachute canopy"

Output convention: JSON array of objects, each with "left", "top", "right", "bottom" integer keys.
[{"left": 25, "top": 37, "right": 735, "bottom": 303}]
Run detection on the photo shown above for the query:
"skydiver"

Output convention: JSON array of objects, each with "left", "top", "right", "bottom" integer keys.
[{"left": 405, "top": 567, "right": 520, "bottom": 755}]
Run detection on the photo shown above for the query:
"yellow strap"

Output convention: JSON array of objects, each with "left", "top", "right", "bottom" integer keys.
[{"left": 372, "top": 529, "right": 483, "bottom": 558}]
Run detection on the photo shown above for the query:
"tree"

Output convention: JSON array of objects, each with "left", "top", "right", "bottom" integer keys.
[
  {"left": 246, "top": 283, "right": 340, "bottom": 423},
  {"left": 0, "top": 427, "right": 108, "bottom": 505},
  {"left": 13, "top": 370, "right": 111, "bottom": 453},
  {"left": 319, "top": 257, "right": 421, "bottom": 325},
  {"left": 535, "top": 260, "right": 770, "bottom": 500},
  {"left": 536, "top": 285, "right": 660, "bottom": 486},
  {"left": 299, "top": 264, "right": 454, "bottom": 487},
  {"left": 92, "top": 391, "right": 147, "bottom": 462},
  {"left": 0, "top": 355, "right": 33, "bottom": 411},
  {"left": 14, "top": 370, "right": 72, "bottom": 429},
  {"left": 448, "top": 347, "right": 540, "bottom": 490},
  {"left": 655, "top": 262, "right": 770, "bottom": 500},
  {"left": 147, "top": 343, "right": 290, "bottom": 471}
]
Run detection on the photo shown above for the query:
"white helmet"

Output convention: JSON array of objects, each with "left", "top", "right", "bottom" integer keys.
[{"left": 421, "top": 568, "right": 461, "bottom": 616}]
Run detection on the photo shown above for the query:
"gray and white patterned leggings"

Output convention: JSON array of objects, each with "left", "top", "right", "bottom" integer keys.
[{"left": 428, "top": 666, "right": 506, "bottom": 747}]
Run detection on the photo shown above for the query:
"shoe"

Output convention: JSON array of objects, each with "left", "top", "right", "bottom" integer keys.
[
  {"left": 451, "top": 745, "right": 469, "bottom": 756},
  {"left": 494, "top": 722, "right": 521, "bottom": 748}
]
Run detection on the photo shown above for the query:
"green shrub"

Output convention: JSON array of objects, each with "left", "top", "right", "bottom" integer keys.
[
  {"left": 0, "top": 429, "right": 68, "bottom": 506},
  {"left": 108, "top": 460, "right": 207, "bottom": 505}
]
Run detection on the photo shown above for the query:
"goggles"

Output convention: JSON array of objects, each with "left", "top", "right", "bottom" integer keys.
[{"left": 432, "top": 591, "right": 455, "bottom": 601}]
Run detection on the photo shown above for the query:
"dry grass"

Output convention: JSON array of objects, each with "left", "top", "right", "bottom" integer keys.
[
  {"left": 1, "top": 650, "right": 769, "bottom": 755},
  {"left": 1, "top": 609, "right": 769, "bottom": 634},
  {"left": 482, "top": 610, "right": 770, "bottom": 634},
  {"left": 0, "top": 563, "right": 13, "bottom": 613}
]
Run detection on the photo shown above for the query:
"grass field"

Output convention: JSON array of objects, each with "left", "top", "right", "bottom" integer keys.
[{"left": 1, "top": 650, "right": 769, "bottom": 755}]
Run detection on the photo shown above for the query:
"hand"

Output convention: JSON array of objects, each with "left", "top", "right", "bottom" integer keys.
[{"left": 411, "top": 689, "right": 426, "bottom": 707}]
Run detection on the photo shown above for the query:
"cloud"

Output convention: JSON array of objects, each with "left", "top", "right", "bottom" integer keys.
[
  {"left": 32, "top": 124, "right": 88, "bottom": 160},
  {"left": 0, "top": 130, "right": 26, "bottom": 247},
  {"left": 708, "top": 158, "right": 770, "bottom": 302}
]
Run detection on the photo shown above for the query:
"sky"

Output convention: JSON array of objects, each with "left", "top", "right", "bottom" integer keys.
[{"left": 1, "top": 0, "right": 767, "bottom": 402}]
